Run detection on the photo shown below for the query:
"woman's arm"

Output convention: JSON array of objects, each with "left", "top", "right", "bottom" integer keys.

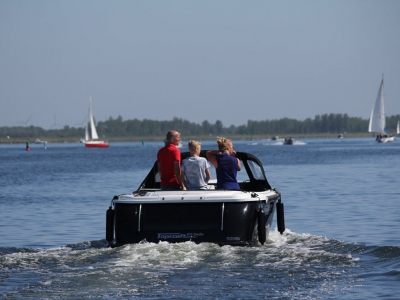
[{"left": 206, "top": 150, "right": 218, "bottom": 168}]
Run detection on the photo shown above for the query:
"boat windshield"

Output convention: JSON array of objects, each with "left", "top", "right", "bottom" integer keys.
[{"left": 247, "top": 160, "right": 265, "bottom": 180}]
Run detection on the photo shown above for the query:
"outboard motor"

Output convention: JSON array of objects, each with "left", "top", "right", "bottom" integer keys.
[
  {"left": 276, "top": 198, "right": 285, "bottom": 234},
  {"left": 106, "top": 206, "right": 115, "bottom": 245},
  {"left": 258, "top": 208, "right": 266, "bottom": 245}
]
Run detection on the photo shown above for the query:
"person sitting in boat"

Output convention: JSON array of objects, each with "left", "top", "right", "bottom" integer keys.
[
  {"left": 206, "top": 137, "right": 242, "bottom": 190},
  {"left": 157, "top": 130, "right": 182, "bottom": 191},
  {"left": 181, "top": 140, "right": 211, "bottom": 190}
]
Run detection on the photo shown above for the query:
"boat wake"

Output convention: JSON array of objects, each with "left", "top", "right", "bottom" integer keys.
[
  {"left": 269, "top": 140, "right": 307, "bottom": 146},
  {"left": 1, "top": 230, "right": 399, "bottom": 299},
  {"left": 247, "top": 140, "right": 307, "bottom": 146}
]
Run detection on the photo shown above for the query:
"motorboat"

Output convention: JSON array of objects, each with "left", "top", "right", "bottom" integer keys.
[
  {"left": 375, "top": 133, "right": 394, "bottom": 143},
  {"left": 284, "top": 137, "right": 294, "bottom": 145},
  {"left": 106, "top": 151, "right": 284, "bottom": 247},
  {"left": 34, "top": 138, "right": 47, "bottom": 144}
]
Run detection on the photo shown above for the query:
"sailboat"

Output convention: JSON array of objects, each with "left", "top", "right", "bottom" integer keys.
[
  {"left": 397, "top": 121, "right": 399, "bottom": 136},
  {"left": 84, "top": 97, "right": 109, "bottom": 148},
  {"left": 368, "top": 77, "right": 394, "bottom": 143}
]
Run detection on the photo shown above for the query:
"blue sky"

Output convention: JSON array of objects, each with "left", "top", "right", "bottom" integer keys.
[{"left": 1, "top": 0, "right": 399, "bottom": 129}]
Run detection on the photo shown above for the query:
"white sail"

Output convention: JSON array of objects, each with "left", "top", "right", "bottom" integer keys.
[
  {"left": 368, "top": 77, "right": 386, "bottom": 133},
  {"left": 84, "top": 123, "right": 90, "bottom": 141},
  {"left": 88, "top": 96, "right": 99, "bottom": 140},
  {"left": 397, "top": 121, "right": 399, "bottom": 135},
  {"left": 83, "top": 96, "right": 109, "bottom": 148}
]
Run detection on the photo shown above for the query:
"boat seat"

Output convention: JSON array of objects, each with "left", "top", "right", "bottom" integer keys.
[{"left": 240, "top": 180, "right": 269, "bottom": 192}]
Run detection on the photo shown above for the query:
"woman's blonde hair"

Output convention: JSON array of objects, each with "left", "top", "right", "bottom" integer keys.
[
  {"left": 188, "top": 140, "right": 201, "bottom": 152},
  {"left": 216, "top": 137, "right": 232, "bottom": 152}
]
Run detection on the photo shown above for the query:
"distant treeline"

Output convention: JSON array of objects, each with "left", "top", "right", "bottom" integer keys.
[{"left": 2, "top": 114, "right": 400, "bottom": 139}]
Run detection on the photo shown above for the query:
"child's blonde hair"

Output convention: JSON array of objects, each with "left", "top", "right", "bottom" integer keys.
[{"left": 188, "top": 140, "right": 201, "bottom": 152}]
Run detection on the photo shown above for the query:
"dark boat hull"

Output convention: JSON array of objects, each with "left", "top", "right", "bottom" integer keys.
[
  {"left": 110, "top": 200, "right": 277, "bottom": 247},
  {"left": 284, "top": 138, "right": 294, "bottom": 145}
]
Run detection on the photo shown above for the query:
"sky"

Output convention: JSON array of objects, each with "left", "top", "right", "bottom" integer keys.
[{"left": 1, "top": 0, "right": 400, "bottom": 130}]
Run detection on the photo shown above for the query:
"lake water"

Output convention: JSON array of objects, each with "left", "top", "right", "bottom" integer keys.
[{"left": 0, "top": 138, "right": 399, "bottom": 299}]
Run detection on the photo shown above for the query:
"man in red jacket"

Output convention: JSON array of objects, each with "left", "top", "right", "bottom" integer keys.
[{"left": 157, "top": 130, "right": 182, "bottom": 190}]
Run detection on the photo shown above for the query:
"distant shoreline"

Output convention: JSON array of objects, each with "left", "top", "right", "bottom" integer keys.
[{"left": 0, "top": 133, "right": 378, "bottom": 144}]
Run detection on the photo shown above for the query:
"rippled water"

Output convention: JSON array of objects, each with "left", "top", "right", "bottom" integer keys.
[{"left": 0, "top": 138, "right": 399, "bottom": 299}]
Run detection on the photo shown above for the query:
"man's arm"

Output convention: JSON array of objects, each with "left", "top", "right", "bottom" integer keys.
[{"left": 174, "top": 162, "right": 181, "bottom": 185}]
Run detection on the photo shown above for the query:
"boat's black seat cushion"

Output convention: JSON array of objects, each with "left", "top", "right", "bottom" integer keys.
[{"left": 240, "top": 180, "right": 269, "bottom": 192}]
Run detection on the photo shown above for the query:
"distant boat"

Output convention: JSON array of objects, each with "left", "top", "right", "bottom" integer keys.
[
  {"left": 337, "top": 134, "right": 343, "bottom": 139},
  {"left": 368, "top": 77, "right": 394, "bottom": 143},
  {"left": 284, "top": 137, "right": 294, "bottom": 145},
  {"left": 34, "top": 138, "right": 47, "bottom": 144},
  {"left": 84, "top": 97, "right": 109, "bottom": 148},
  {"left": 397, "top": 121, "right": 399, "bottom": 136}
]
